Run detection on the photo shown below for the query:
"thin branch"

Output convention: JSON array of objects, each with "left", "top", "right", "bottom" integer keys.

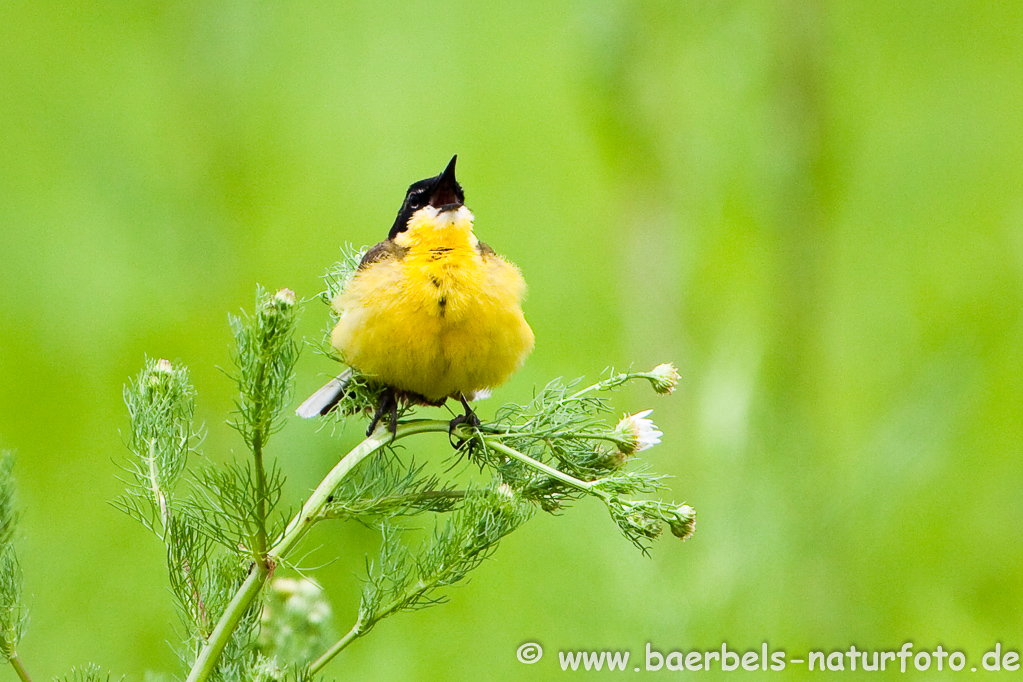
[
  {"left": 271, "top": 420, "right": 448, "bottom": 559},
  {"left": 319, "top": 489, "right": 467, "bottom": 520},
  {"left": 251, "top": 428, "right": 268, "bottom": 561},
  {"left": 183, "top": 565, "right": 269, "bottom": 682},
  {"left": 485, "top": 438, "right": 604, "bottom": 497},
  {"left": 184, "top": 419, "right": 450, "bottom": 682},
  {"left": 308, "top": 623, "right": 359, "bottom": 673},
  {"left": 9, "top": 655, "right": 31, "bottom": 682}
]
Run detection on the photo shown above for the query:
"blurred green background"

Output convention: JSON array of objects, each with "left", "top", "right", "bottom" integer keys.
[{"left": 1, "top": 0, "right": 1021, "bottom": 679}]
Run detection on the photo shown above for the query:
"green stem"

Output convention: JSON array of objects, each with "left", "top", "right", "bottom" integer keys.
[
  {"left": 567, "top": 372, "right": 629, "bottom": 400},
  {"left": 307, "top": 426, "right": 622, "bottom": 674},
  {"left": 184, "top": 565, "right": 269, "bottom": 682},
  {"left": 269, "top": 420, "right": 447, "bottom": 559},
  {"left": 310, "top": 576, "right": 435, "bottom": 671},
  {"left": 147, "top": 439, "right": 169, "bottom": 537},
  {"left": 9, "top": 655, "right": 31, "bottom": 682},
  {"left": 308, "top": 623, "right": 361, "bottom": 673},
  {"left": 485, "top": 438, "right": 605, "bottom": 498},
  {"left": 186, "top": 420, "right": 454, "bottom": 682},
  {"left": 250, "top": 343, "right": 270, "bottom": 561},
  {"left": 319, "top": 489, "right": 467, "bottom": 519},
  {"left": 252, "top": 428, "right": 268, "bottom": 561}
]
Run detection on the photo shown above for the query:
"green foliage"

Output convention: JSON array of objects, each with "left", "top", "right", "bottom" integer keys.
[
  {"left": 323, "top": 454, "right": 463, "bottom": 521},
  {"left": 56, "top": 664, "right": 120, "bottom": 682},
  {"left": 0, "top": 544, "right": 26, "bottom": 661},
  {"left": 319, "top": 244, "right": 367, "bottom": 321},
  {"left": 491, "top": 374, "right": 629, "bottom": 482},
  {"left": 228, "top": 287, "right": 301, "bottom": 452},
  {"left": 114, "top": 288, "right": 304, "bottom": 680},
  {"left": 325, "top": 369, "right": 390, "bottom": 424},
  {"left": 0, "top": 450, "right": 26, "bottom": 664},
  {"left": 117, "top": 357, "right": 200, "bottom": 535},
  {"left": 0, "top": 451, "right": 17, "bottom": 548},
  {"left": 481, "top": 370, "right": 691, "bottom": 550},
  {"left": 106, "top": 274, "right": 692, "bottom": 678},
  {"left": 198, "top": 597, "right": 263, "bottom": 682},
  {"left": 356, "top": 483, "right": 535, "bottom": 637},
  {"left": 190, "top": 460, "right": 286, "bottom": 555}
]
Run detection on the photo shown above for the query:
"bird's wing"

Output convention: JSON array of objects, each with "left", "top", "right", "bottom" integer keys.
[{"left": 359, "top": 240, "right": 408, "bottom": 269}]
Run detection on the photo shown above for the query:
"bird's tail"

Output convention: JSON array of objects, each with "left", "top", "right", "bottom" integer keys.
[{"left": 296, "top": 368, "right": 354, "bottom": 418}]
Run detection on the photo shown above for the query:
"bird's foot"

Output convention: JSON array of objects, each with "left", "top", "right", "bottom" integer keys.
[
  {"left": 367, "top": 388, "right": 399, "bottom": 439},
  {"left": 448, "top": 394, "right": 482, "bottom": 458}
]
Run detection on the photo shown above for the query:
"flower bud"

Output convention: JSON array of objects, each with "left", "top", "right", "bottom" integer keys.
[
  {"left": 667, "top": 504, "right": 696, "bottom": 541},
  {"left": 647, "top": 363, "right": 680, "bottom": 395},
  {"left": 273, "top": 288, "right": 297, "bottom": 307},
  {"left": 148, "top": 358, "right": 176, "bottom": 388}
]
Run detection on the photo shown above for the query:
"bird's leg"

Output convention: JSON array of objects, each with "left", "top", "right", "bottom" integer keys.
[
  {"left": 448, "top": 393, "right": 482, "bottom": 454},
  {"left": 387, "top": 392, "right": 399, "bottom": 437},
  {"left": 367, "top": 387, "right": 399, "bottom": 438},
  {"left": 451, "top": 393, "right": 481, "bottom": 430}
]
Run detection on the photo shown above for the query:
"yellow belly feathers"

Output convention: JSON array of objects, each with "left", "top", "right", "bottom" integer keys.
[{"left": 330, "top": 210, "right": 533, "bottom": 403}]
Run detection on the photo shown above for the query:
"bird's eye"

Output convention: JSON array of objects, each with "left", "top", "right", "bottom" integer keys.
[{"left": 407, "top": 190, "right": 428, "bottom": 208}]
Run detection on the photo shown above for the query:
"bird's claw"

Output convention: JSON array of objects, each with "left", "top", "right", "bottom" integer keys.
[{"left": 448, "top": 396, "right": 482, "bottom": 457}]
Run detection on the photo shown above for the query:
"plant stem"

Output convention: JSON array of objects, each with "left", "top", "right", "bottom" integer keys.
[
  {"left": 270, "top": 420, "right": 446, "bottom": 559},
  {"left": 251, "top": 428, "right": 268, "bottom": 561},
  {"left": 9, "top": 655, "right": 31, "bottom": 682},
  {"left": 485, "top": 438, "right": 604, "bottom": 497},
  {"left": 319, "top": 489, "right": 467, "bottom": 519},
  {"left": 307, "top": 426, "right": 621, "bottom": 675},
  {"left": 568, "top": 372, "right": 629, "bottom": 400},
  {"left": 188, "top": 418, "right": 606, "bottom": 680},
  {"left": 184, "top": 564, "right": 268, "bottom": 682},
  {"left": 310, "top": 575, "right": 436, "bottom": 671},
  {"left": 184, "top": 419, "right": 451, "bottom": 682},
  {"left": 147, "top": 438, "right": 169, "bottom": 535},
  {"left": 249, "top": 346, "right": 270, "bottom": 562},
  {"left": 308, "top": 623, "right": 360, "bottom": 673}
]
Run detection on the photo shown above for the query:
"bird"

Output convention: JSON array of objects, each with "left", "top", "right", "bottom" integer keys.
[{"left": 297, "top": 156, "right": 534, "bottom": 437}]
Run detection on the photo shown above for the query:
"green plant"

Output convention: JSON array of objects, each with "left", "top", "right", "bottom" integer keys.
[{"left": 0, "top": 251, "right": 693, "bottom": 681}]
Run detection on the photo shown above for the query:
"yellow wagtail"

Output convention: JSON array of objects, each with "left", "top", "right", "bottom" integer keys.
[{"left": 298, "top": 156, "right": 534, "bottom": 435}]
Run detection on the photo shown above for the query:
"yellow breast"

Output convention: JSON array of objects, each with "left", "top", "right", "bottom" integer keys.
[{"left": 330, "top": 207, "right": 534, "bottom": 402}]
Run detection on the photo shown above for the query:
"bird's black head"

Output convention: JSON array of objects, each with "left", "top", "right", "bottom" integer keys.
[{"left": 388, "top": 155, "right": 465, "bottom": 239}]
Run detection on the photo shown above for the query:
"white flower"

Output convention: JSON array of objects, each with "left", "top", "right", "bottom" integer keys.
[
  {"left": 155, "top": 358, "right": 174, "bottom": 373},
  {"left": 614, "top": 409, "right": 663, "bottom": 455},
  {"left": 647, "top": 363, "right": 680, "bottom": 395}
]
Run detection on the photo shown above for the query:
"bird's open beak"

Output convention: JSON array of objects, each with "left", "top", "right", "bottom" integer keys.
[{"left": 429, "top": 155, "right": 463, "bottom": 211}]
